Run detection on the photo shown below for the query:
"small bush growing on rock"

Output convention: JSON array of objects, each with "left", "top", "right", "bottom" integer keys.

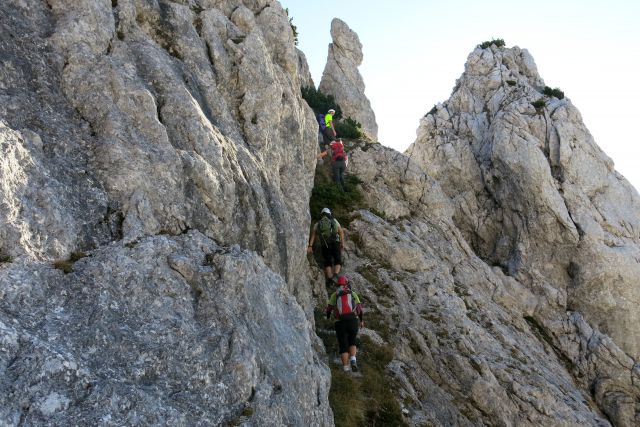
[
  {"left": 478, "top": 38, "right": 505, "bottom": 49},
  {"left": 0, "top": 253, "right": 12, "bottom": 264},
  {"left": 285, "top": 8, "right": 298, "bottom": 45},
  {"left": 310, "top": 174, "right": 363, "bottom": 225},
  {"left": 301, "top": 86, "right": 343, "bottom": 119},
  {"left": 531, "top": 99, "right": 546, "bottom": 110},
  {"left": 543, "top": 86, "right": 565, "bottom": 99},
  {"left": 334, "top": 117, "right": 364, "bottom": 139}
]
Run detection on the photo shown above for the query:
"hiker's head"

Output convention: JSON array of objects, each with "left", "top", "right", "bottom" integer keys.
[
  {"left": 336, "top": 275, "right": 348, "bottom": 286},
  {"left": 321, "top": 207, "right": 331, "bottom": 218},
  {"left": 328, "top": 109, "right": 335, "bottom": 115}
]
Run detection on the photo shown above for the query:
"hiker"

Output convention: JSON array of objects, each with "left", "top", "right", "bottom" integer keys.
[
  {"left": 326, "top": 275, "right": 364, "bottom": 372},
  {"left": 318, "top": 108, "right": 336, "bottom": 148},
  {"left": 307, "top": 207, "right": 345, "bottom": 286},
  {"left": 318, "top": 139, "right": 348, "bottom": 190}
]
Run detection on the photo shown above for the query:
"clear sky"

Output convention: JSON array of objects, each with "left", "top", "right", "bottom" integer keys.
[{"left": 280, "top": 0, "right": 640, "bottom": 191}]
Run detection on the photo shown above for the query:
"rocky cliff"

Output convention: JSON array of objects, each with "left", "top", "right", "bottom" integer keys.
[
  {"left": 2, "top": 1, "right": 640, "bottom": 426},
  {"left": 0, "top": 0, "right": 331, "bottom": 425},
  {"left": 319, "top": 18, "right": 378, "bottom": 141}
]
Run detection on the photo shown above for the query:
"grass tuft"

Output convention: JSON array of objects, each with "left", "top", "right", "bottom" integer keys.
[
  {"left": 531, "top": 99, "right": 546, "bottom": 111},
  {"left": 542, "top": 86, "right": 565, "bottom": 100}
]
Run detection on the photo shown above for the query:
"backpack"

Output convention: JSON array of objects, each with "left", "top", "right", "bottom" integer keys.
[
  {"left": 330, "top": 140, "right": 347, "bottom": 162},
  {"left": 317, "top": 113, "right": 326, "bottom": 131},
  {"left": 336, "top": 285, "right": 357, "bottom": 319},
  {"left": 317, "top": 216, "right": 340, "bottom": 245}
]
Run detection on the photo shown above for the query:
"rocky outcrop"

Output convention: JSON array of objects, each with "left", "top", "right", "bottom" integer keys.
[
  {"left": 0, "top": 231, "right": 330, "bottom": 426},
  {"left": 343, "top": 143, "right": 640, "bottom": 426},
  {"left": 406, "top": 44, "right": 640, "bottom": 361},
  {"left": 319, "top": 18, "right": 378, "bottom": 140},
  {"left": 0, "top": 0, "right": 331, "bottom": 425},
  {"left": 297, "top": 48, "right": 314, "bottom": 88}
]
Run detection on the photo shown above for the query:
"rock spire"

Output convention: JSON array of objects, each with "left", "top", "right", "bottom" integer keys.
[{"left": 319, "top": 18, "right": 378, "bottom": 140}]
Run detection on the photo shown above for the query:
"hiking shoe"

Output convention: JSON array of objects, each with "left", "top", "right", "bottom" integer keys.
[
  {"left": 342, "top": 365, "right": 351, "bottom": 372},
  {"left": 350, "top": 360, "right": 359, "bottom": 372}
]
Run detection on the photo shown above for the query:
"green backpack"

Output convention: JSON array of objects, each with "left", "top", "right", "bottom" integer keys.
[{"left": 317, "top": 216, "right": 340, "bottom": 246}]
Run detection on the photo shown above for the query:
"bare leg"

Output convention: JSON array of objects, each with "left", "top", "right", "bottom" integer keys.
[
  {"left": 333, "top": 263, "right": 342, "bottom": 276},
  {"left": 324, "top": 266, "right": 333, "bottom": 279},
  {"left": 349, "top": 345, "right": 357, "bottom": 358},
  {"left": 341, "top": 352, "right": 349, "bottom": 367}
]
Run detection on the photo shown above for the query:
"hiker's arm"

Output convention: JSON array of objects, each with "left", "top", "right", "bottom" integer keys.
[
  {"left": 326, "top": 293, "right": 337, "bottom": 319},
  {"left": 354, "top": 294, "right": 364, "bottom": 326},
  {"left": 325, "top": 304, "right": 334, "bottom": 319},
  {"left": 317, "top": 149, "right": 328, "bottom": 159},
  {"left": 307, "top": 228, "right": 316, "bottom": 254}
]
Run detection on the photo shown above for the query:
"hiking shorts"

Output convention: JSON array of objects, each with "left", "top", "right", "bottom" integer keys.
[
  {"left": 320, "top": 242, "right": 342, "bottom": 267},
  {"left": 335, "top": 317, "right": 359, "bottom": 353}
]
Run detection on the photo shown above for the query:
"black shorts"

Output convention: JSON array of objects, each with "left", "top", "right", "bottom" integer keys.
[
  {"left": 320, "top": 242, "right": 342, "bottom": 267},
  {"left": 335, "top": 317, "right": 359, "bottom": 353}
]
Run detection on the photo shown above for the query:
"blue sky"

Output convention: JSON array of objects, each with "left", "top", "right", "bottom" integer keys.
[{"left": 280, "top": 0, "right": 640, "bottom": 191}]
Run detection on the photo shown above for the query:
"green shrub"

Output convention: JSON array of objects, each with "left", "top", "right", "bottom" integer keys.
[
  {"left": 0, "top": 254, "right": 12, "bottom": 264},
  {"left": 531, "top": 99, "right": 546, "bottom": 110},
  {"left": 285, "top": 8, "right": 298, "bottom": 46},
  {"left": 542, "top": 86, "right": 565, "bottom": 99},
  {"left": 334, "top": 117, "right": 364, "bottom": 139},
  {"left": 478, "top": 38, "right": 505, "bottom": 49},
  {"left": 301, "top": 86, "right": 343, "bottom": 119},
  {"left": 310, "top": 174, "right": 364, "bottom": 226}
]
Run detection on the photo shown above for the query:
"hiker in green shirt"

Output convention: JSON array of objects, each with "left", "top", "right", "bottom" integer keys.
[
  {"left": 307, "top": 207, "right": 345, "bottom": 286},
  {"left": 326, "top": 275, "right": 364, "bottom": 372},
  {"left": 321, "top": 109, "right": 337, "bottom": 147}
]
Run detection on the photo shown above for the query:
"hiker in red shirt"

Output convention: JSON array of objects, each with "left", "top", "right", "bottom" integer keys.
[
  {"left": 326, "top": 275, "right": 363, "bottom": 372},
  {"left": 319, "top": 139, "right": 348, "bottom": 190}
]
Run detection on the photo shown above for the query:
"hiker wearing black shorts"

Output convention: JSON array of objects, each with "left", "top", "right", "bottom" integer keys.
[
  {"left": 326, "top": 275, "right": 363, "bottom": 372},
  {"left": 307, "top": 207, "right": 345, "bottom": 286},
  {"left": 321, "top": 109, "right": 337, "bottom": 147}
]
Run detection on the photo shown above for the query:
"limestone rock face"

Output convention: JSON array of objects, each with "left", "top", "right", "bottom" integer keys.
[
  {"left": 319, "top": 18, "right": 378, "bottom": 140},
  {"left": 0, "top": 0, "right": 331, "bottom": 425},
  {"left": 345, "top": 143, "right": 640, "bottom": 426},
  {"left": 297, "top": 48, "right": 315, "bottom": 88},
  {"left": 406, "top": 45, "right": 640, "bottom": 361},
  {"left": 0, "top": 231, "right": 331, "bottom": 426}
]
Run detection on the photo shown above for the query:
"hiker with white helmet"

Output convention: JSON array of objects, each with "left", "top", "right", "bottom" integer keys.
[
  {"left": 307, "top": 207, "right": 345, "bottom": 286},
  {"left": 326, "top": 275, "right": 363, "bottom": 372},
  {"left": 319, "top": 108, "right": 337, "bottom": 148}
]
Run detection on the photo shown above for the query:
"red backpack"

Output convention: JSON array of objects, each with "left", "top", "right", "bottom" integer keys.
[
  {"left": 336, "top": 285, "right": 356, "bottom": 319},
  {"left": 330, "top": 140, "right": 347, "bottom": 162}
]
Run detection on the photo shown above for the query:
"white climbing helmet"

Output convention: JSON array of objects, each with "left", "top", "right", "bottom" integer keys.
[
  {"left": 321, "top": 207, "right": 331, "bottom": 216},
  {"left": 328, "top": 109, "right": 335, "bottom": 114}
]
